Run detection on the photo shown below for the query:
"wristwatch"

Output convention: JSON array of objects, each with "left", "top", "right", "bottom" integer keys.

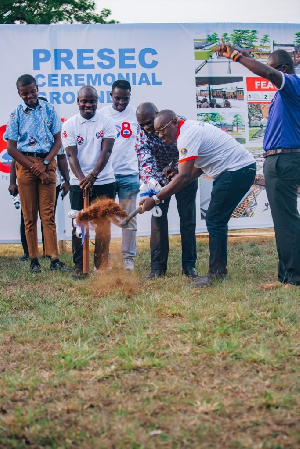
[
  {"left": 152, "top": 194, "right": 161, "bottom": 205},
  {"left": 43, "top": 159, "right": 50, "bottom": 166}
]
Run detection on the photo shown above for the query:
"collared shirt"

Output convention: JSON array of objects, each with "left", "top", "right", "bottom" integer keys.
[
  {"left": 136, "top": 129, "right": 179, "bottom": 186},
  {"left": 178, "top": 120, "right": 255, "bottom": 179},
  {"left": 99, "top": 104, "right": 138, "bottom": 176},
  {"left": 263, "top": 73, "right": 300, "bottom": 151},
  {"left": 4, "top": 99, "right": 61, "bottom": 153},
  {"left": 61, "top": 110, "right": 115, "bottom": 186}
]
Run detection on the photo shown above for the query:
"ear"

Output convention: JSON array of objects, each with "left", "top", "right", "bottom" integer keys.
[
  {"left": 110, "top": 92, "right": 113, "bottom": 98},
  {"left": 77, "top": 97, "right": 80, "bottom": 106},
  {"left": 36, "top": 85, "right": 39, "bottom": 93}
]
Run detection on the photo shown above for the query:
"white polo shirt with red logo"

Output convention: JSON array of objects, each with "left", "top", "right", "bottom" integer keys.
[
  {"left": 178, "top": 120, "right": 255, "bottom": 179},
  {"left": 61, "top": 110, "right": 116, "bottom": 186},
  {"left": 99, "top": 104, "right": 138, "bottom": 176}
]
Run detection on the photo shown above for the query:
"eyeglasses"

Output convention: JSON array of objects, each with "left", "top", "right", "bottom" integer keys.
[{"left": 157, "top": 119, "right": 173, "bottom": 134}]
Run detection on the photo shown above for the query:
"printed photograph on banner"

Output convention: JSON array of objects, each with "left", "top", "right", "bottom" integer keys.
[
  {"left": 196, "top": 76, "right": 244, "bottom": 109},
  {"left": 197, "top": 111, "right": 247, "bottom": 144}
]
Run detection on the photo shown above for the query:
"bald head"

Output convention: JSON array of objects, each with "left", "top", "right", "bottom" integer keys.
[
  {"left": 77, "top": 85, "right": 98, "bottom": 119},
  {"left": 268, "top": 49, "right": 295, "bottom": 74},
  {"left": 136, "top": 102, "right": 159, "bottom": 134}
]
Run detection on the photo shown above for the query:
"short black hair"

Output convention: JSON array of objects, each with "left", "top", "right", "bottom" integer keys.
[
  {"left": 16, "top": 74, "right": 36, "bottom": 88},
  {"left": 112, "top": 80, "right": 131, "bottom": 92}
]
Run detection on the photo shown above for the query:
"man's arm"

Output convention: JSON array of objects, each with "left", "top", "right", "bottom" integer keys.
[
  {"left": 80, "top": 137, "right": 115, "bottom": 190},
  {"left": 57, "top": 153, "right": 70, "bottom": 198},
  {"left": 30, "top": 131, "right": 62, "bottom": 177},
  {"left": 8, "top": 159, "right": 18, "bottom": 196},
  {"left": 140, "top": 159, "right": 202, "bottom": 212},
  {"left": 218, "top": 40, "right": 283, "bottom": 89}
]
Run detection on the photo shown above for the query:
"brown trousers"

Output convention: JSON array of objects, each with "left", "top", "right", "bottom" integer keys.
[{"left": 16, "top": 157, "right": 58, "bottom": 260}]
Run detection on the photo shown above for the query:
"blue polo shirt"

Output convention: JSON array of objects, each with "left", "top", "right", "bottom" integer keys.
[
  {"left": 263, "top": 73, "right": 300, "bottom": 151},
  {"left": 5, "top": 99, "right": 61, "bottom": 153}
]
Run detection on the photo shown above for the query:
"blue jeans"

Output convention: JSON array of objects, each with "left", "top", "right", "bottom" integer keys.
[
  {"left": 151, "top": 180, "right": 198, "bottom": 272},
  {"left": 115, "top": 174, "right": 140, "bottom": 260},
  {"left": 206, "top": 163, "right": 256, "bottom": 275}
]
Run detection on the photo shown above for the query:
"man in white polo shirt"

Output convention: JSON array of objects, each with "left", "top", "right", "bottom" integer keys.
[
  {"left": 140, "top": 110, "right": 256, "bottom": 287},
  {"left": 62, "top": 85, "right": 116, "bottom": 278},
  {"left": 99, "top": 80, "right": 140, "bottom": 271}
]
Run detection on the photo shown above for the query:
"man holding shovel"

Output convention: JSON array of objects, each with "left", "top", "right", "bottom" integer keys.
[{"left": 62, "top": 85, "right": 116, "bottom": 278}]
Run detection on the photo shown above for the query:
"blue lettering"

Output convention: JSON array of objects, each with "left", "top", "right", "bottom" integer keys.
[
  {"left": 139, "top": 48, "right": 158, "bottom": 69},
  {"left": 119, "top": 48, "right": 136, "bottom": 69},
  {"left": 48, "top": 74, "right": 59, "bottom": 87},
  {"left": 74, "top": 74, "right": 85, "bottom": 86},
  {"left": 151, "top": 73, "right": 162, "bottom": 85},
  {"left": 62, "top": 92, "right": 75, "bottom": 104},
  {"left": 103, "top": 73, "right": 115, "bottom": 85},
  {"left": 138, "top": 73, "right": 151, "bottom": 85},
  {"left": 97, "top": 49, "right": 115, "bottom": 69},
  {"left": 77, "top": 49, "right": 94, "bottom": 69},
  {"left": 35, "top": 74, "right": 46, "bottom": 87},
  {"left": 86, "top": 73, "right": 102, "bottom": 86},
  {"left": 61, "top": 74, "right": 72, "bottom": 87},
  {"left": 49, "top": 92, "right": 62, "bottom": 104},
  {"left": 54, "top": 49, "right": 74, "bottom": 70},
  {"left": 33, "top": 50, "right": 51, "bottom": 70}
]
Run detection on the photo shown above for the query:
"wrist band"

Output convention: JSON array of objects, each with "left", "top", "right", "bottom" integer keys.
[
  {"left": 90, "top": 173, "right": 97, "bottom": 180},
  {"left": 230, "top": 49, "right": 239, "bottom": 60},
  {"left": 233, "top": 52, "right": 242, "bottom": 62}
]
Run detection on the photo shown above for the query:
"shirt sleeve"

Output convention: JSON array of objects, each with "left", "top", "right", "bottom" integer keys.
[
  {"left": 177, "top": 126, "right": 199, "bottom": 163},
  {"left": 4, "top": 109, "right": 19, "bottom": 141},
  {"left": 61, "top": 119, "right": 76, "bottom": 148},
  {"left": 49, "top": 105, "right": 62, "bottom": 135},
  {"left": 280, "top": 74, "right": 300, "bottom": 100},
  {"left": 103, "top": 116, "right": 117, "bottom": 139},
  {"left": 136, "top": 134, "right": 163, "bottom": 184}
]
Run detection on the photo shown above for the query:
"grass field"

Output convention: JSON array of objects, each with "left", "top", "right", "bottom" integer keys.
[{"left": 0, "top": 235, "right": 299, "bottom": 449}]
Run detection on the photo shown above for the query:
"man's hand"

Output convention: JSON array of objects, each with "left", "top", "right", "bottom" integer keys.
[
  {"left": 31, "top": 161, "right": 47, "bottom": 177},
  {"left": 60, "top": 181, "right": 70, "bottom": 198},
  {"left": 163, "top": 162, "right": 177, "bottom": 181},
  {"left": 8, "top": 183, "right": 18, "bottom": 196},
  {"left": 39, "top": 172, "right": 50, "bottom": 185},
  {"left": 217, "top": 39, "right": 234, "bottom": 59},
  {"left": 79, "top": 174, "right": 96, "bottom": 190},
  {"left": 139, "top": 196, "right": 155, "bottom": 212}
]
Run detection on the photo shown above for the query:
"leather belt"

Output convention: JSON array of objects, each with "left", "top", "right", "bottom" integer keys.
[
  {"left": 22, "top": 151, "right": 49, "bottom": 158},
  {"left": 263, "top": 148, "right": 300, "bottom": 158}
]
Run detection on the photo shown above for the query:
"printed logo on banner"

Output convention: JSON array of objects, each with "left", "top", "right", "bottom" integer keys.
[{"left": 0, "top": 125, "right": 12, "bottom": 174}]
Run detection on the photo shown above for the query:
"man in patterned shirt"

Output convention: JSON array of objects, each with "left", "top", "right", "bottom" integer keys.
[
  {"left": 5, "top": 74, "right": 70, "bottom": 273},
  {"left": 136, "top": 102, "right": 198, "bottom": 278}
]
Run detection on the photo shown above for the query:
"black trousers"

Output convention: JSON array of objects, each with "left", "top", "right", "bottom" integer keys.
[
  {"left": 206, "top": 163, "right": 256, "bottom": 275},
  {"left": 69, "top": 183, "right": 115, "bottom": 270},
  {"left": 150, "top": 179, "right": 198, "bottom": 272},
  {"left": 264, "top": 153, "right": 300, "bottom": 285}
]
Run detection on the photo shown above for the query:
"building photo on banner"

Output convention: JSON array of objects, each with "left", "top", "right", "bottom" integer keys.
[{"left": 0, "top": 22, "right": 299, "bottom": 242}]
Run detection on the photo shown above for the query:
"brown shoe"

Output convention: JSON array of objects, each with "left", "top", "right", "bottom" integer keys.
[{"left": 262, "top": 281, "right": 282, "bottom": 290}]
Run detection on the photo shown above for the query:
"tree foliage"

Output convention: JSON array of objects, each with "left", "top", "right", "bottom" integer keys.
[{"left": 0, "top": 0, "right": 117, "bottom": 24}]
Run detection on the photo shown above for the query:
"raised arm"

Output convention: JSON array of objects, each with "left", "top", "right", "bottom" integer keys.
[{"left": 217, "top": 39, "right": 283, "bottom": 89}]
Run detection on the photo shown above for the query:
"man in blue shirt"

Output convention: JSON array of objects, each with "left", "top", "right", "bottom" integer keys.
[
  {"left": 218, "top": 43, "right": 300, "bottom": 288},
  {"left": 5, "top": 74, "right": 70, "bottom": 273}
]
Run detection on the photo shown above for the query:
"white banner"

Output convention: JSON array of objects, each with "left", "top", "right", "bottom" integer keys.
[{"left": 0, "top": 23, "right": 299, "bottom": 242}]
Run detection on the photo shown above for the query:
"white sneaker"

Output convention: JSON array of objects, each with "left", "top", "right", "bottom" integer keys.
[{"left": 123, "top": 259, "right": 134, "bottom": 271}]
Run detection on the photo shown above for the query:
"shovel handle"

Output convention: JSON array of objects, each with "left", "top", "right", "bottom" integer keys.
[
  {"left": 121, "top": 205, "right": 143, "bottom": 227},
  {"left": 82, "top": 187, "right": 90, "bottom": 274}
]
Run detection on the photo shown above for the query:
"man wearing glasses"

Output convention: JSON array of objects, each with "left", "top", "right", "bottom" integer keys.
[
  {"left": 140, "top": 110, "right": 256, "bottom": 288},
  {"left": 136, "top": 102, "right": 198, "bottom": 279},
  {"left": 100, "top": 80, "right": 140, "bottom": 271},
  {"left": 218, "top": 43, "right": 300, "bottom": 289}
]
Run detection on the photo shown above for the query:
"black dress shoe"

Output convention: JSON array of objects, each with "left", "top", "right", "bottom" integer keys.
[
  {"left": 19, "top": 254, "right": 29, "bottom": 262},
  {"left": 191, "top": 272, "right": 226, "bottom": 288},
  {"left": 50, "top": 259, "right": 72, "bottom": 272},
  {"left": 30, "top": 258, "right": 41, "bottom": 273},
  {"left": 145, "top": 270, "right": 166, "bottom": 279},
  {"left": 182, "top": 267, "right": 198, "bottom": 278}
]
